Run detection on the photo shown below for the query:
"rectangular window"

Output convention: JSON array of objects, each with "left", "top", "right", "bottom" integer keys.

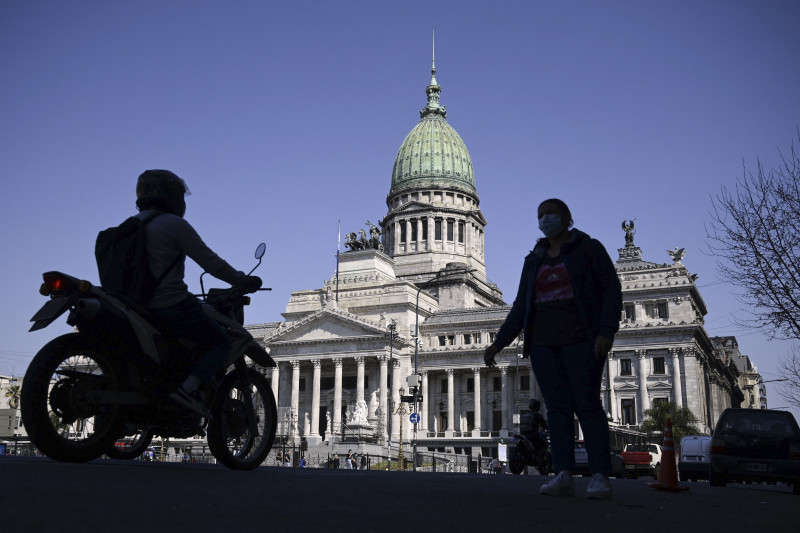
[
  {"left": 441, "top": 379, "right": 448, "bottom": 393},
  {"left": 621, "top": 398, "right": 636, "bottom": 425},
  {"left": 299, "top": 378, "right": 306, "bottom": 392},
  {"left": 458, "top": 221, "right": 465, "bottom": 243},
  {"left": 624, "top": 304, "right": 635, "bottom": 322},
  {"left": 466, "top": 411, "right": 475, "bottom": 431},
  {"left": 520, "top": 375, "right": 530, "bottom": 391},
  {"left": 493, "top": 376, "right": 501, "bottom": 391},
  {"left": 435, "top": 219, "right": 442, "bottom": 240},
  {"left": 400, "top": 222, "right": 407, "bottom": 243},
  {"left": 422, "top": 219, "right": 428, "bottom": 241},
  {"left": 463, "top": 333, "right": 472, "bottom": 345},
  {"left": 645, "top": 301, "right": 668, "bottom": 320},
  {"left": 447, "top": 220, "right": 454, "bottom": 241},
  {"left": 620, "top": 359, "right": 632, "bottom": 376},
  {"left": 321, "top": 377, "right": 334, "bottom": 390},
  {"left": 653, "top": 357, "right": 666, "bottom": 375},
  {"left": 411, "top": 219, "right": 418, "bottom": 241},
  {"left": 438, "top": 336, "right": 447, "bottom": 347},
  {"left": 653, "top": 397, "right": 668, "bottom": 408},
  {"left": 466, "top": 378, "right": 474, "bottom": 393},
  {"left": 474, "top": 332, "right": 482, "bottom": 344},
  {"left": 489, "top": 332, "right": 497, "bottom": 343},
  {"left": 447, "top": 335, "right": 455, "bottom": 345}
]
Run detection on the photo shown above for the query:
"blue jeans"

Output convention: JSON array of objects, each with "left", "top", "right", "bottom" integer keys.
[
  {"left": 152, "top": 296, "right": 231, "bottom": 384},
  {"left": 530, "top": 341, "right": 611, "bottom": 476}
]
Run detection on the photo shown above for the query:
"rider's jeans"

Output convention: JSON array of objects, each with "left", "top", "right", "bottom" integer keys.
[
  {"left": 529, "top": 340, "right": 611, "bottom": 476},
  {"left": 153, "top": 296, "right": 231, "bottom": 385}
]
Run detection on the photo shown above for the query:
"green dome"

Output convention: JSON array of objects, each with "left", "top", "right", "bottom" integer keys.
[{"left": 390, "top": 65, "right": 476, "bottom": 196}]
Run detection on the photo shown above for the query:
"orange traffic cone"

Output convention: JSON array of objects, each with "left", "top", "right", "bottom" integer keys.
[{"left": 648, "top": 418, "right": 689, "bottom": 492}]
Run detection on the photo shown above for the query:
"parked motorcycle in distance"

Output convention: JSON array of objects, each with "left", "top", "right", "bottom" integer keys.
[
  {"left": 21, "top": 243, "right": 277, "bottom": 470},
  {"left": 508, "top": 430, "right": 553, "bottom": 475}
]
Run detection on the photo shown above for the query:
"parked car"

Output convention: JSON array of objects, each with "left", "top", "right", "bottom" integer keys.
[
  {"left": 573, "top": 441, "right": 626, "bottom": 478},
  {"left": 709, "top": 408, "right": 800, "bottom": 494},
  {"left": 678, "top": 435, "right": 712, "bottom": 482},
  {"left": 620, "top": 443, "right": 662, "bottom": 479}
]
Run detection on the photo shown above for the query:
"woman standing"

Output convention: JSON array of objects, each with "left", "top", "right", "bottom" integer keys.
[{"left": 484, "top": 198, "right": 622, "bottom": 499}]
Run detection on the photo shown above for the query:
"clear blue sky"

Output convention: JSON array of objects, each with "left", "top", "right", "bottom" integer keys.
[{"left": 2, "top": 1, "right": 799, "bottom": 419}]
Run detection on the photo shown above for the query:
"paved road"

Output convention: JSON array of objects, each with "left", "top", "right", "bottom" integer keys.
[{"left": 1, "top": 456, "right": 795, "bottom": 532}]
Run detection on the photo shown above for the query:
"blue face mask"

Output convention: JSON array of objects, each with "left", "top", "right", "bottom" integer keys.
[{"left": 538, "top": 214, "right": 563, "bottom": 238}]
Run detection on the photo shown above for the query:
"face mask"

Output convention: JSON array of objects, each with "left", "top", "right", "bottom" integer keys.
[{"left": 538, "top": 214, "right": 563, "bottom": 238}]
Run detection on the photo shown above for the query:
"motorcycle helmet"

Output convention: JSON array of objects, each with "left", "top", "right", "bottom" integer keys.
[
  {"left": 529, "top": 398, "right": 541, "bottom": 412},
  {"left": 136, "top": 169, "right": 191, "bottom": 217}
]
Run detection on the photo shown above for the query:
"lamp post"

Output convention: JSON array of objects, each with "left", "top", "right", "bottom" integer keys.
[
  {"left": 412, "top": 266, "right": 474, "bottom": 471},
  {"left": 394, "top": 387, "right": 408, "bottom": 470}
]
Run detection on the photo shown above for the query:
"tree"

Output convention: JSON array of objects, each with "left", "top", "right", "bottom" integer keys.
[
  {"left": 4, "top": 384, "right": 21, "bottom": 409},
  {"left": 777, "top": 345, "right": 800, "bottom": 410},
  {"left": 706, "top": 134, "right": 800, "bottom": 341},
  {"left": 640, "top": 402, "right": 701, "bottom": 445}
]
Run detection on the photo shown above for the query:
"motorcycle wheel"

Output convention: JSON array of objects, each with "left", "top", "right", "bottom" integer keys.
[
  {"left": 538, "top": 451, "right": 553, "bottom": 475},
  {"left": 509, "top": 453, "right": 526, "bottom": 475},
  {"left": 106, "top": 424, "right": 154, "bottom": 460},
  {"left": 207, "top": 367, "right": 277, "bottom": 470},
  {"left": 20, "top": 333, "right": 126, "bottom": 462}
]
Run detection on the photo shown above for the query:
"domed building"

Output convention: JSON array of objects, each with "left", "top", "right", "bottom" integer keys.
[{"left": 244, "top": 56, "right": 752, "bottom": 468}]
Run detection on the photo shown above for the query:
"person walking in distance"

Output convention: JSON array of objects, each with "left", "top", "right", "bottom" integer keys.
[{"left": 484, "top": 198, "right": 622, "bottom": 500}]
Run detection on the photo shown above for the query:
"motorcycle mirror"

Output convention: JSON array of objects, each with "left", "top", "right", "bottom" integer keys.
[{"left": 255, "top": 243, "right": 266, "bottom": 260}]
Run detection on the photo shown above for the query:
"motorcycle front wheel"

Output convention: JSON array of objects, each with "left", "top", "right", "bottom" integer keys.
[
  {"left": 538, "top": 451, "right": 553, "bottom": 475},
  {"left": 106, "top": 423, "right": 153, "bottom": 460},
  {"left": 509, "top": 451, "right": 526, "bottom": 475},
  {"left": 207, "top": 367, "right": 277, "bottom": 470},
  {"left": 21, "top": 333, "right": 126, "bottom": 462}
]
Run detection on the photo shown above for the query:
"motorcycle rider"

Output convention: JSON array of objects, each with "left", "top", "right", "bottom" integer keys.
[
  {"left": 135, "top": 169, "right": 261, "bottom": 417},
  {"left": 522, "top": 398, "right": 549, "bottom": 459}
]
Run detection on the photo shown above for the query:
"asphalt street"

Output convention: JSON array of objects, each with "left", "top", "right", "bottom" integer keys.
[{"left": 1, "top": 456, "right": 796, "bottom": 533}]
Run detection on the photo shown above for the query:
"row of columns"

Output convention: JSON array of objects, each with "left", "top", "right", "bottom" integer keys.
[
  {"left": 605, "top": 348, "right": 685, "bottom": 423},
  {"left": 388, "top": 216, "right": 484, "bottom": 258}
]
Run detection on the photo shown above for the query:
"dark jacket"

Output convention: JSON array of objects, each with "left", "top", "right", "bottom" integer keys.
[{"left": 493, "top": 229, "right": 622, "bottom": 357}]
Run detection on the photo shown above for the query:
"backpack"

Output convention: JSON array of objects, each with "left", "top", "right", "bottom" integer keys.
[{"left": 95, "top": 211, "right": 178, "bottom": 304}]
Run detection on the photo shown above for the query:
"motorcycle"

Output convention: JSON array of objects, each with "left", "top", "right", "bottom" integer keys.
[
  {"left": 508, "top": 430, "right": 553, "bottom": 475},
  {"left": 21, "top": 243, "right": 278, "bottom": 470}
]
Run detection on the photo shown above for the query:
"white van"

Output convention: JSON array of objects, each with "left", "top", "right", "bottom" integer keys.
[{"left": 678, "top": 435, "right": 712, "bottom": 481}]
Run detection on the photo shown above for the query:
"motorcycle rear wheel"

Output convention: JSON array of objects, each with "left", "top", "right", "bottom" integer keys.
[
  {"left": 107, "top": 423, "right": 153, "bottom": 460},
  {"left": 21, "top": 333, "right": 126, "bottom": 462},
  {"left": 207, "top": 368, "right": 277, "bottom": 470},
  {"left": 509, "top": 453, "right": 526, "bottom": 475},
  {"left": 538, "top": 451, "right": 553, "bottom": 475}
]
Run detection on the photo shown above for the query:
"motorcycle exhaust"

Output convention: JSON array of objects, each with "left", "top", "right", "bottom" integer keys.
[{"left": 76, "top": 298, "right": 102, "bottom": 319}]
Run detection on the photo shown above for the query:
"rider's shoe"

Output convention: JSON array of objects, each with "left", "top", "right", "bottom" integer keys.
[
  {"left": 540, "top": 470, "right": 575, "bottom": 497},
  {"left": 169, "top": 387, "right": 213, "bottom": 420},
  {"left": 586, "top": 473, "right": 613, "bottom": 500}
]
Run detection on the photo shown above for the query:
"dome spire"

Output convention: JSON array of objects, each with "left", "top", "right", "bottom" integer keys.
[{"left": 421, "top": 31, "right": 446, "bottom": 119}]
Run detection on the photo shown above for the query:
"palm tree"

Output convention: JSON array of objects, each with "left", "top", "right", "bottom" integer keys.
[
  {"left": 640, "top": 401, "right": 701, "bottom": 445},
  {"left": 5, "top": 384, "right": 21, "bottom": 409}
]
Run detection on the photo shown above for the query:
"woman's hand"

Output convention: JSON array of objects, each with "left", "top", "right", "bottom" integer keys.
[
  {"left": 484, "top": 344, "right": 501, "bottom": 367},
  {"left": 594, "top": 336, "right": 612, "bottom": 360}
]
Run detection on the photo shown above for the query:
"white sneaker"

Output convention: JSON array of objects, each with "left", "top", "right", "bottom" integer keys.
[
  {"left": 586, "top": 473, "right": 613, "bottom": 500},
  {"left": 540, "top": 471, "right": 575, "bottom": 497}
]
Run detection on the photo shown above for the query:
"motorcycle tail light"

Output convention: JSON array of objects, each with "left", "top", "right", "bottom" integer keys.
[
  {"left": 710, "top": 437, "right": 726, "bottom": 454},
  {"left": 41, "top": 273, "right": 88, "bottom": 296}
]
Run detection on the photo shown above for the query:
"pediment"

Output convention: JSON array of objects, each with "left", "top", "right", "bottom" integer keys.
[
  {"left": 649, "top": 380, "right": 672, "bottom": 389},
  {"left": 264, "top": 308, "right": 394, "bottom": 344},
  {"left": 615, "top": 381, "right": 640, "bottom": 391}
]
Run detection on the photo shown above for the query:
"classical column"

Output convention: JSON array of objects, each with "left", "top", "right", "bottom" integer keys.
[
  {"left": 421, "top": 370, "right": 429, "bottom": 432},
  {"left": 333, "top": 357, "right": 343, "bottom": 437},
  {"left": 671, "top": 348, "right": 684, "bottom": 408},
  {"left": 446, "top": 369, "right": 455, "bottom": 434},
  {"left": 355, "top": 356, "right": 365, "bottom": 406},
  {"left": 291, "top": 361, "right": 300, "bottom": 442},
  {"left": 416, "top": 218, "right": 422, "bottom": 250},
  {"left": 271, "top": 365, "right": 280, "bottom": 406},
  {"left": 392, "top": 359, "right": 400, "bottom": 441},
  {"left": 473, "top": 367, "right": 482, "bottom": 435},
  {"left": 379, "top": 355, "right": 388, "bottom": 440},
  {"left": 394, "top": 220, "right": 400, "bottom": 255},
  {"left": 427, "top": 216, "right": 434, "bottom": 251},
  {"left": 311, "top": 359, "right": 321, "bottom": 439},
  {"left": 500, "top": 367, "right": 509, "bottom": 434},
  {"left": 637, "top": 350, "right": 649, "bottom": 416},
  {"left": 608, "top": 352, "right": 618, "bottom": 423}
]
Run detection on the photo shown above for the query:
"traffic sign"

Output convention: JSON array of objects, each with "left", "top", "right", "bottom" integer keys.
[{"left": 409, "top": 413, "right": 421, "bottom": 424}]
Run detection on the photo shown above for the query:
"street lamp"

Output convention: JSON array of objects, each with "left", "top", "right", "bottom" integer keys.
[
  {"left": 412, "top": 266, "right": 475, "bottom": 470},
  {"left": 385, "top": 320, "right": 398, "bottom": 470}
]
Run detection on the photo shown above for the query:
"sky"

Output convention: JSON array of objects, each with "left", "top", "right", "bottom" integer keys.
[{"left": 2, "top": 1, "right": 799, "bottom": 420}]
